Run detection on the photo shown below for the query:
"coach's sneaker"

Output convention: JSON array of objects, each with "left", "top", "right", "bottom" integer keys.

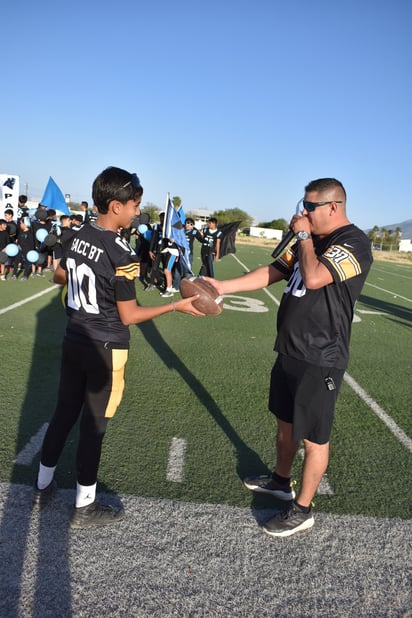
[
  {"left": 32, "top": 480, "right": 57, "bottom": 509},
  {"left": 243, "top": 474, "right": 296, "bottom": 501},
  {"left": 70, "top": 501, "right": 125, "bottom": 529},
  {"left": 262, "top": 502, "right": 314, "bottom": 538}
]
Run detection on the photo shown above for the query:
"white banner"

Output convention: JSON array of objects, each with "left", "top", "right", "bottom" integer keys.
[{"left": 0, "top": 174, "right": 20, "bottom": 219}]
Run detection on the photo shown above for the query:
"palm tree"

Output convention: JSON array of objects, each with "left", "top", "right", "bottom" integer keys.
[
  {"left": 380, "top": 227, "right": 387, "bottom": 250},
  {"left": 369, "top": 225, "right": 379, "bottom": 248}
]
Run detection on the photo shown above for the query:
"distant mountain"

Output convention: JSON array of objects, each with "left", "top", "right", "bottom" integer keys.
[{"left": 365, "top": 219, "right": 412, "bottom": 239}]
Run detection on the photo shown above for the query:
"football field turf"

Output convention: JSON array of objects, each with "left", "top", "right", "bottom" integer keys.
[{"left": 0, "top": 244, "right": 411, "bottom": 616}]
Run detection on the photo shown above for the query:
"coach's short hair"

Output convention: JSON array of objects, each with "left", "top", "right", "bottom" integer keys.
[{"left": 305, "top": 178, "right": 346, "bottom": 201}]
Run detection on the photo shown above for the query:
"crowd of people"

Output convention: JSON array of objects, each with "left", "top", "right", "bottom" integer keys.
[
  {"left": 0, "top": 194, "right": 223, "bottom": 290},
  {"left": 0, "top": 195, "right": 99, "bottom": 281},
  {"left": 134, "top": 214, "right": 222, "bottom": 296}
]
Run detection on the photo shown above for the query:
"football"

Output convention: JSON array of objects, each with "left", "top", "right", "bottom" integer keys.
[{"left": 180, "top": 276, "right": 223, "bottom": 316}]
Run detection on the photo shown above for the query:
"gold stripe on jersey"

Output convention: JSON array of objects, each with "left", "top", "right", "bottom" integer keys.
[
  {"left": 275, "top": 246, "right": 296, "bottom": 273},
  {"left": 322, "top": 244, "right": 362, "bottom": 282},
  {"left": 104, "top": 349, "right": 129, "bottom": 418},
  {"left": 115, "top": 263, "right": 140, "bottom": 280}
]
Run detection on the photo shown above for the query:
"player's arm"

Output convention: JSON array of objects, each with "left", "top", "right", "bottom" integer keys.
[
  {"left": 53, "top": 263, "right": 67, "bottom": 285},
  {"left": 116, "top": 296, "right": 204, "bottom": 325},
  {"left": 214, "top": 237, "right": 221, "bottom": 261},
  {"left": 204, "top": 263, "right": 285, "bottom": 296}
]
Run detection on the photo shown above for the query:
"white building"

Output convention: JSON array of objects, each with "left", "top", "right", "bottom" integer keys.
[{"left": 399, "top": 239, "right": 412, "bottom": 252}]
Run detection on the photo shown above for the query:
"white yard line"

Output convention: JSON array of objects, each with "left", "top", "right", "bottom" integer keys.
[
  {"left": 166, "top": 437, "right": 187, "bottom": 482},
  {"left": 364, "top": 281, "right": 412, "bottom": 303},
  {"left": 0, "top": 285, "right": 59, "bottom": 316},
  {"left": 343, "top": 373, "right": 412, "bottom": 453},
  {"left": 14, "top": 423, "right": 49, "bottom": 465}
]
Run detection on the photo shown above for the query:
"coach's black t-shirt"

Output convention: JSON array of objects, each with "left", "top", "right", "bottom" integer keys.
[
  {"left": 61, "top": 222, "right": 139, "bottom": 345},
  {"left": 272, "top": 224, "right": 373, "bottom": 369}
]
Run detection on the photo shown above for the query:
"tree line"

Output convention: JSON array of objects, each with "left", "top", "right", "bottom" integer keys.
[{"left": 368, "top": 225, "right": 402, "bottom": 251}]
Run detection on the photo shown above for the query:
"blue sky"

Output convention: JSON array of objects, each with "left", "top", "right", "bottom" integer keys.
[{"left": 2, "top": 0, "right": 411, "bottom": 230}]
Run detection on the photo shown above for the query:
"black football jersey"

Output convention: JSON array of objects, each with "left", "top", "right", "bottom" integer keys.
[
  {"left": 201, "top": 227, "right": 222, "bottom": 253},
  {"left": 61, "top": 222, "right": 139, "bottom": 345},
  {"left": 273, "top": 224, "right": 373, "bottom": 368}
]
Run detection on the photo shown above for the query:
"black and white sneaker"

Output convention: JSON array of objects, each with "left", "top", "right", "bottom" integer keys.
[
  {"left": 262, "top": 502, "right": 314, "bottom": 538},
  {"left": 243, "top": 475, "right": 296, "bottom": 501},
  {"left": 32, "top": 480, "right": 57, "bottom": 509},
  {"left": 70, "top": 501, "right": 124, "bottom": 529}
]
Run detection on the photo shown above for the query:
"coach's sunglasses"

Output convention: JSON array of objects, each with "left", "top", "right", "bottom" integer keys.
[{"left": 301, "top": 200, "right": 342, "bottom": 212}]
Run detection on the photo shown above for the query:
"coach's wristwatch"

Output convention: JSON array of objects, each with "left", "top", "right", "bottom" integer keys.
[{"left": 296, "top": 231, "right": 311, "bottom": 241}]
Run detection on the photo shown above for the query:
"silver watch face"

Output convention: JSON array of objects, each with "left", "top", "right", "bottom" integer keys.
[{"left": 297, "top": 231, "right": 310, "bottom": 240}]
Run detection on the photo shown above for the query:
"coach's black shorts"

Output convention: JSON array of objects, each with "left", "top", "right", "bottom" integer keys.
[{"left": 268, "top": 354, "right": 345, "bottom": 444}]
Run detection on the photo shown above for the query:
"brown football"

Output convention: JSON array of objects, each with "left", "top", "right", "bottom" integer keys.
[{"left": 180, "top": 277, "right": 223, "bottom": 316}]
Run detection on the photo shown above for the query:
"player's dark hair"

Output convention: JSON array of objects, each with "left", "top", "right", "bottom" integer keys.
[
  {"left": 208, "top": 217, "right": 218, "bottom": 224},
  {"left": 186, "top": 217, "right": 194, "bottom": 224},
  {"left": 305, "top": 178, "right": 346, "bottom": 200},
  {"left": 4, "top": 209, "right": 13, "bottom": 217},
  {"left": 19, "top": 195, "right": 28, "bottom": 204},
  {"left": 92, "top": 166, "right": 144, "bottom": 214}
]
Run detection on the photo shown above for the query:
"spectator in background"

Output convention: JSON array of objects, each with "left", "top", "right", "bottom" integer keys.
[
  {"left": 49, "top": 215, "right": 76, "bottom": 271},
  {"left": 0, "top": 219, "right": 10, "bottom": 280},
  {"left": 134, "top": 223, "right": 152, "bottom": 287},
  {"left": 4, "top": 209, "right": 17, "bottom": 243},
  {"left": 199, "top": 217, "right": 222, "bottom": 277},
  {"left": 71, "top": 214, "right": 84, "bottom": 231},
  {"left": 80, "top": 201, "right": 90, "bottom": 224},
  {"left": 13, "top": 217, "right": 36, "bottom": 280},
  {"left": 31, "top": 209, "right": 50, "bottom": 277},
  {"left": 18, "top": 195, "right": 29, "bottom": 218},
  {"left": 184, "top": 217, "right": 202, "bottom": 271},
  {"left": 146, "top": 212, "right": 166, "bottom": 292}
]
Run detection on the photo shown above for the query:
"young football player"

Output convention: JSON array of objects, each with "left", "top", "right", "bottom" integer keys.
[{"left": 32, "top": 166, "right": 203, "bottom": 528}]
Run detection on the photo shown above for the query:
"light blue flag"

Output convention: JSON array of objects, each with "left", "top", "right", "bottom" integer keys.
[
  {"left": 163, "top": 194, "right": 192, "bottom": 273},
  {"left": 40, "top": 176, "right": 71, "bottom": 215}
]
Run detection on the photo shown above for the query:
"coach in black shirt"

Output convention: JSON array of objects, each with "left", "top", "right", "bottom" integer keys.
[{"left": 206, "top": 178, "right": 373, "bottom": 538}]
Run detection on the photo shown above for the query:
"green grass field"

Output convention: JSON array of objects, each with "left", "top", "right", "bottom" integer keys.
[{"left": 0, "top": 245, "right": 411, "bottom": 521}]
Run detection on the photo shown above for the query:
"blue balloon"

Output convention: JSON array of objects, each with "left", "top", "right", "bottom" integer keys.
[
  {"left": 5, "top": 243, "right": 19, "bottom": 257},
  {"left": 26, "top": 250, "right": 40, "bottom": 263},
  {"left": 138, "top": 224, "right": 148, "bottom": 234},
  {"left": 36, "top": 228, "right": 48, "bottom": 243}
]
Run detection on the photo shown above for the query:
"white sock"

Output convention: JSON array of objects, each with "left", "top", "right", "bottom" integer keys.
[
  {"left": 75, "top": 482, "right": 97, "bottom": 508},
  {"left": 37, "top": 463, "right": 56, "bottom": 490}
]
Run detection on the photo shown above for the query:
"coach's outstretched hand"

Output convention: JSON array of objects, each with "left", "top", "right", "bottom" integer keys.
[{"left": 201, "top": 276, "right": 224, "bottom": 296}]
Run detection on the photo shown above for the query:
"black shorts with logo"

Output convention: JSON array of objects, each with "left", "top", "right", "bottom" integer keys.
[{"left": 268, "top": 354, "right": 345, "bottom": 445}]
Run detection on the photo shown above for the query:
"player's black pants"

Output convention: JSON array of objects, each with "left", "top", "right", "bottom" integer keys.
[
  {"left": 199, "top": 250, "right": 215, "bottom": 277},
  {"left": 41, "top": 336, "right": 128, "bottom": 486}
]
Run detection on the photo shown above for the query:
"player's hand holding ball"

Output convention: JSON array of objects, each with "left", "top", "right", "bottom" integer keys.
[
  {"left": 180, "top": 276, "right": 223, "bottom": 316},
  {"left": 173, "top": 293, "right": 206, "bottom": 317}
]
